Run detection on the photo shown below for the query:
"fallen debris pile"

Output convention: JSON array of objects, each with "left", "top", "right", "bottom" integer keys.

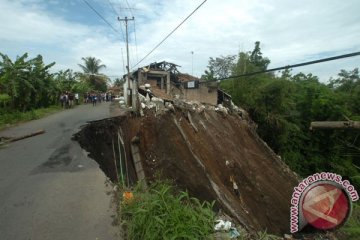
[{"left": 75, "top": 100, "right": 299, "bottom": 235}]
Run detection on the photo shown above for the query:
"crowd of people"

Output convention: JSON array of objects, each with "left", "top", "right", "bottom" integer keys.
[
  {"left": 59, "top": 91, "right": 115, "bottom": 108},
  {"left": 83, "top": 92, "right": 114, "bottom": 106},
  {"left": 59, "top": 91, "right": 79, "bottom": 109}
]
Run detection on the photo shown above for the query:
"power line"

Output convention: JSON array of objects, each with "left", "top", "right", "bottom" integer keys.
[
  {"left": 213, "top": 51, "right": 360, "bottom": 82},
  {"left": 133, "top": 20, "right": 139, "bottom": 63},
  {"left": 105, "top": 0, "right": 126, "bottom": 42},
  {"left": 132, "top": 0, "right": 208, "bottom": 69},
  {"left": 124, "top": 0, "right": 135, "bottom": 17},
  {"left": 106, "top": 0, "right": 120, "bottom": 16},
  {"left": 122, "top": 0, "right": 137, "bottom": 63},
  {"left": 82, "top": 0, "right": 119, "bottom": 33}
]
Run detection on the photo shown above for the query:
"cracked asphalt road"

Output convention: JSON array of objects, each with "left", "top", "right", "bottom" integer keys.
[{"left": 0, "top": 102, "right": 120, "bottom": 240}]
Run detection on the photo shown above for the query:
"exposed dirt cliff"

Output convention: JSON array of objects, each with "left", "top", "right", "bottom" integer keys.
[{"left": 75, "top": 104, "right": 299, "bottom": 234}]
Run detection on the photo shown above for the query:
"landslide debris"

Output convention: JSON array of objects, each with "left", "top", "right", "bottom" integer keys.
[{"left": 75, "top": 101, "right": 299, "bottom": 235}]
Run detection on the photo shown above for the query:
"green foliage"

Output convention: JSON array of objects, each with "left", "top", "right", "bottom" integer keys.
[
  {"left": 0, "top": 52, "right": 107, "bottom": 118},
  {"left": 113, "top": 78, "right": 125, "bottom": 87},
  {"left": 0, "top": 53, "right": 56, "bottom": 110},
  {"left": 78, "top": 56, "right": 108, "bottom": 92},
  {"left": 78, "top": 56, "right": 106, "bottom": 74},
  {"left": 0, "top": 93, "right": 11, "bottom": 107},
  {"left": 204, "top": 42, "right": 360, "bottom": 191},
  {"left": 342, "top": 203, "right": 360, "bottom": 240},
  {"left": 201, "top": 55, "right": 236, "bottom": 80},
  {"left": 121, "top": 181, "right": 215, "bottom": 240},
  {"left": 0, "top": 105, "right": 61, "bottom": 129},
  {"left": 255, "top": 230, "right": 282, "bottom": 240},
  {"left": 249, "top": 41, "right": 270, "bottom": 71}
]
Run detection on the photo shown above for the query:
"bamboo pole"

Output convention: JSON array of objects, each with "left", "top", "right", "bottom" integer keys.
[
  {"left": 118, "top": 130, "right": 129, "bottom": 187},
  {"left": 310, "top": 121, "right": 360, "bottom": 130},
  {"left": 117, "top": 132, "right": 125, "bottom": 187},
  {"left": 112, "top": 138, "right": 119, "bottom": 181}
]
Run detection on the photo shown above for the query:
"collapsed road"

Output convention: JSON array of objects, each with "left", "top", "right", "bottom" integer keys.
[
  {"left": 0, "top": 94, "right": 300, "bottom": 238},
  {"left": 75, "top": 98, "right": 300, "bottom": 235},
  {"left": 0, "top": 102, "right": 120, "bottom": 240}
]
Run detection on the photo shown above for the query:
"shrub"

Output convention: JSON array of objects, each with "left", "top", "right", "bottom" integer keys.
[{"left": 121, "top": 181, "right": 215, "bottom": 240}]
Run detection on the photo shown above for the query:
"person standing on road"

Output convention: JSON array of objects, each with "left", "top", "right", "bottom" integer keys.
[
  {"left": 75, "top": 93, "right": 79, "bottom": 105},
  {"left": 68, "top": 92, "right": 74, "bottom": 108},
  {"left": 92, "top": 93, "right": 97, "bottom": 106},
  {"left": 64, "top": 92, "right": 69, "bottom": 109},
  {"left": 60, "top": 93, "right": 65, "bottom": 108}
]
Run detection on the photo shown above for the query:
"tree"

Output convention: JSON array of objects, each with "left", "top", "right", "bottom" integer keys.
[
  {"left": 0, "top": 53, "right": 56, "bottom": 110},
  {"left": 55, "top": 69, "right": 77, "bottom": 92},
  {"left": 249, "top": 41, "right": 270, "bottom": 71},
  {"left": 209, "top": 44, "right": 360, "bottom": 190},
  {"left": 202, "top": 55, "right": 236, "bottom": 80},
  {"left": 113, "top": 78, "right": 124, "bottom": 87},
  {"left": 78, "top": 57, "right": 108, "bottom": 92},
  {"left": 328, "top": 68, "right": 360, "bottom": 116},
  {"left": 78, "top": 57, "right": 106, "bottom": 74}
]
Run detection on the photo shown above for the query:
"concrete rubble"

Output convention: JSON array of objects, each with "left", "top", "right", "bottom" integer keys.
[{"left": 138, "top": 91, "right": 248, "bottom": 121}]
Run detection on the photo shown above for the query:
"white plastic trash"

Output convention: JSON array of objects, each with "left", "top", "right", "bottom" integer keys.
[{"left": 214, "top": 220, "right": 232, "bottom": 231}]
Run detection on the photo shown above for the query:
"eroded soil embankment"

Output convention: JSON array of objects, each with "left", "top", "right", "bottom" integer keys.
[{"left": 75, "top": 108, "right": 299, "bottom": 235}]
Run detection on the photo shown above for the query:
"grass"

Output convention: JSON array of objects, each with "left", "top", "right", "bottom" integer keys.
[
  {"left": 0, "top": 105, "right": 62, "bottom": 129},
  {"left": 341, "top": 202, "right": 360, "bottom": 240},
  {"left": 120, "top": 180, "right": 215, "bottom": 240}
]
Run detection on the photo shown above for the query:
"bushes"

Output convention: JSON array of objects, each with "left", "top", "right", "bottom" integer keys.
[
  {"left": 342, "top": 203, "right": 360, "bottom": 240},
  {"left": 121, "top": 181, "right": 215, "bottom": 240},
  {"left": 0, "top": 105, "right": 61, "bottom": 129}
]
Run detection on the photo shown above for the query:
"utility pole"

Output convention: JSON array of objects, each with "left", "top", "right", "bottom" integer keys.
[{"left": 118, "top": 16, "right": 134, "bottom": 107}]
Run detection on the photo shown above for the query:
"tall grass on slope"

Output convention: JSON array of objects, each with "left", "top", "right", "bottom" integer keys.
[{"left": 121, "top": 181, "right": 215, "bottom": 240}]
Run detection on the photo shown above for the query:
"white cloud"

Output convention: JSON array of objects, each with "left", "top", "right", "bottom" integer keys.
[
  {"left": 0, "top": 0, "right": 89, "bottom": 44},
  {"left": 0, "top": 0, "right": 359, "bottom": 82}
]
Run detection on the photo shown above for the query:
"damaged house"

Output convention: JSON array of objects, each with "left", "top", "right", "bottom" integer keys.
[{"left": 123, "top": 61, "right": 231, "bottom": 107}]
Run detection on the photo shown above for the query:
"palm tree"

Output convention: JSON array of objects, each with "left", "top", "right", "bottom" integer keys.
[
  {"left": 78, "top": 57, "right": 106, "bottom": 74},
  {"left": 78, "top": 57, "right": 107, "bottom": 92}
]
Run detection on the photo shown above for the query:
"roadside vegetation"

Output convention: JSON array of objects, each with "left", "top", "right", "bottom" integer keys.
[
  {"left": 120, "top": 181, "right": 215, "bottom": 240},
  {"left": 341, "top": 202, "right": 360, "bottom": 239},
  {"left": 203, "top": 42, "right": 360, "bottom": 190},
  {"left": 0, "top": 53, "right": 109, "bottom": 127},
  {"left": 203, "top": 41, "right": 360, "bottom": 237},
  {"left": 119, "top": 180, "right": 305, "bottom": 239},
  {"left": 0, "top": 105, "right": 61, "bottom": 129}
]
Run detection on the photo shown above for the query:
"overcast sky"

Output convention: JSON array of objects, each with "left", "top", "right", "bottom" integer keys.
[{"left": 0, "top": 0, "right": 359, "bottom": 82}]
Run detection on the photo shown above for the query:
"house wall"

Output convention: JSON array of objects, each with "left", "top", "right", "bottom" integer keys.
[
  {"left": 136, "top": 69, "right": 218, "bottom": 105},
  {"left": 182, "top": 84, "right": 217, "bottom": 105}
]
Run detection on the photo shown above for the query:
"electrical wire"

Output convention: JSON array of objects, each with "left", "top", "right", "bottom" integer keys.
[
  {"left": 133, "top": 20, "right": 139, "bottom": 63},
  {"left": 124, "top": 0, "right": 135, "bottom": 17},
  {"left": 212, "top": 51, "right": 360, "bottom": 82},
  {"left": 132, "top": 0, "right": 207, "bottom": 69},
  {"left": 82, "top": 0, "right": 119, "bottom": 33},
  {"left": 106, "top": 0, "right": 126, "bottom": 41},
  {"left": 122, "top": 0, "right": 137, "bottom": 63},
  {"left": 106, "top": 0, "right": 120, "bottom": 16}
]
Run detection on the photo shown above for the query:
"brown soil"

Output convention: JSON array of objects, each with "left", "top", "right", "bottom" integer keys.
[{"left": 75, "top": 106, "right": 300, "bottom": 235}]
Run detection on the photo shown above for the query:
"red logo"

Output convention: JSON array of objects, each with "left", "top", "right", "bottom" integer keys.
[{"left": 302, "top": 183, "right": 350, "bottom": 230}]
